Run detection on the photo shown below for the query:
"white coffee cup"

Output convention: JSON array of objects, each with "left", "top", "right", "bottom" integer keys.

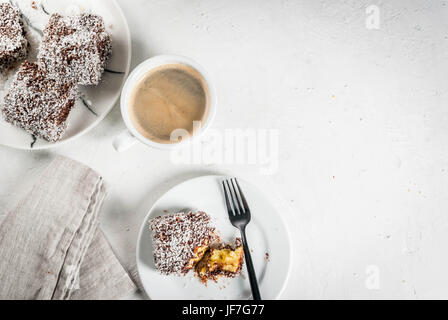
[{"left": 113, "top": 55, "right": 217, "bottom": 152}]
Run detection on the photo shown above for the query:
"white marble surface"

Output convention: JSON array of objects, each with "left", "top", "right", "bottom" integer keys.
[{"left": 1, "top": 0, "right": 448, "bottom": 299}]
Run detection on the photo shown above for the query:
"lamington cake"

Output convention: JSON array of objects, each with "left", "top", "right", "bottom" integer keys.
[
  {"left": 149, "top": 210, "right": 245, "bottom": 284},
  {"left": 1, "top": 61, "right": 77, "bottom": 142},
  {"left": 149, "top": 211, "right": 218, "bottom": 276},
  {"left": 0, "top": 3, "right": 28, "bottom": 72},
  {"left": 38, "top": 13, "right": 112, "bottom": 86},
  {"left": 195, "top": 240, "right": 244, "bottom": 284}
]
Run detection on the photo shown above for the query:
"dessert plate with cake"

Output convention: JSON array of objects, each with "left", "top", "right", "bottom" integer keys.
[
  {"left": 136, "top": 176, "right": 292, "bottom": 300},
  {"left": 0, "top": 0, "right": 131, "bottom": 149}
]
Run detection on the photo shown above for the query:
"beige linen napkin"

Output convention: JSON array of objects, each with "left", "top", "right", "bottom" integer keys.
[{"left": 0, "top": 156, "right": 136, "bottom": 300}]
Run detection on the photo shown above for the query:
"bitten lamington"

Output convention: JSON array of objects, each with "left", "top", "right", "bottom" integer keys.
[
  {"left": 195, "top": 240, "right": 244, "bottom": 284},
  {"left": 38, "top": 13, "right": 112, "bottom": 86},
  {"left": 0, "top": 3, "right": 28, "bottom": 72},
  {"left": 1, "top": 61, "right": 77, "bottom": 142},
  {"left": 149, "top": 211, "right": 218, "bottom": 275}
]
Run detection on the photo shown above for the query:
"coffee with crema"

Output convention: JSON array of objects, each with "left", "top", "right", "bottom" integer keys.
[{"left": 128, "top": 64, "right": 210, "bottom": 144}]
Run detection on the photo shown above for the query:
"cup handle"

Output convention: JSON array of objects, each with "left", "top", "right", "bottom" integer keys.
[{"left": 113, "top": 130, "right": 138, "bottom": 152}]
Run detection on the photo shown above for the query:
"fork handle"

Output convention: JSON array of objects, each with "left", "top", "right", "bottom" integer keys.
[{"left": 240, "top": 227, "right": 262, "bottom": 300}]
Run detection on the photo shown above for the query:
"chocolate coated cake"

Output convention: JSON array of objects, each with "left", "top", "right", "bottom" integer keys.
[
  {"left": 38, "top": 13, "right": 111, "bottom": 86},
  {"left": 1, "top": 61, "right": 77, "bottom": 142},
  {"left": 0, "top": 3, "right": 28, "bottom": 72},
  {"left": 149, "top": 211, "right": 218, "bottom": 276}
]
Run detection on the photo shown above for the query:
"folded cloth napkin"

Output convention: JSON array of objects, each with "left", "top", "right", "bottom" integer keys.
[{"left": 0, "top": 156, "right": 136, "bottom": 300}]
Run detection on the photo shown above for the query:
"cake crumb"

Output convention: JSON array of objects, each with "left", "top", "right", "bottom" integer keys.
[{"left": 265, "top": 252, "right": 270, "bottom": 262}]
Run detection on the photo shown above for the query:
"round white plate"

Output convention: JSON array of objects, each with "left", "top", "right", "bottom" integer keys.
[
  {"left": 136, "top": 176, "right": 292, "bottom": 300},
  {"left": 0, "top": 0, "right": 131, "bottom": 150}
]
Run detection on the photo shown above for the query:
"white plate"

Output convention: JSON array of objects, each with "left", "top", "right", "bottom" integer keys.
[
  {"left": 136, "top": 176, "right": 292, "bottom": 300},
  {"left": 0, "top": 0, "right": 131, "bottom": 150}
]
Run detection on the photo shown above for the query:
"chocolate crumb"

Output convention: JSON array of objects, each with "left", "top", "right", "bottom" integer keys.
[{"left": 265, "top": 252, "right": 270, "bottom": 262}]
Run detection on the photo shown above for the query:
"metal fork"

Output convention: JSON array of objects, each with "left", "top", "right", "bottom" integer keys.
[{"left": 222, "top": 178, "right": 261, "bottom": 300}]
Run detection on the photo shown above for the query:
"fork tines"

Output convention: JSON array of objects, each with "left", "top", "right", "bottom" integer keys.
[{"left": 222, "top": 178, "right": 250, "bottom": 218}]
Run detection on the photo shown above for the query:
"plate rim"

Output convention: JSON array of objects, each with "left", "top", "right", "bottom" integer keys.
[
  {"left": 0, "top": 0, "right": 132, "bottom": 151},
  {"left": 136, "top": 175, "right": 293, "bottom": 300}
]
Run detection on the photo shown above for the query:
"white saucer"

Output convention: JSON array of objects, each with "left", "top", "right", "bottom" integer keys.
[
  {"left": 136, "top": 175, "right": 292, "bottom": 300},
  {"left": 0, "top": 0, "right": 131, "bottom": 150}
]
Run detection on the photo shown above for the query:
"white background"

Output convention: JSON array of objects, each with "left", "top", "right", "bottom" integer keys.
[{"left": 1, "top": 0, "right": 448, "bottom": 299}]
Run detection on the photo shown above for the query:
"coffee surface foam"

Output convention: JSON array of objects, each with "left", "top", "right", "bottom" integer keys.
[{"left": 129, "top": 64, "right": 209, "bottom": 144}]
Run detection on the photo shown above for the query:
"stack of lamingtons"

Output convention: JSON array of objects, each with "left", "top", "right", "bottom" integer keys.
[{"left": 0, "top": 3, "right": 112, "bottom": 142}]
